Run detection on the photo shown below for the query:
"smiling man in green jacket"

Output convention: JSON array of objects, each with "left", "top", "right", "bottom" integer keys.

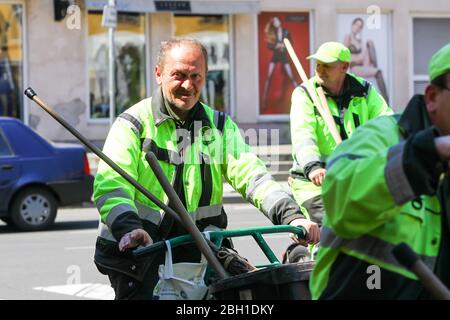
[{"left": 93, "top": 38, "right": 320, "bottom": 300}]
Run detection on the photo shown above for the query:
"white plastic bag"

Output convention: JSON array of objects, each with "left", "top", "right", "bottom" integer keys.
[{"left": 152, "top": 240, "right": 208, "bottom": 300}]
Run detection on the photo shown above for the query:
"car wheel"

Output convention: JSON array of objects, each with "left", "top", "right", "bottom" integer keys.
[{"left": 11, "top": 187, "right": 57, "bottom": 231}]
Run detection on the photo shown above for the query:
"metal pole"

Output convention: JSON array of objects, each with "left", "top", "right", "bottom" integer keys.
[
  {"left": 108, "top": 0, "right": 116, "bottom": 127},
  {"left": 24, "top": 88, "right": 182, "bottom": 226},
  {"left": 145, "top": 152, "right": 228, "bottom": 279}
]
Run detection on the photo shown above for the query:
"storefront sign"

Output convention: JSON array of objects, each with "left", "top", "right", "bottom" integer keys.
[
  {"left": 154, "top": 1, "right": 191, "bottom": 12},
  {"left": 87, "top": 0, "right": 259, "bottom": 14}
]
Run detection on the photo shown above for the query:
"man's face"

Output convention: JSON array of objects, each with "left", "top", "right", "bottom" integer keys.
[
  {"left": 315, "top": 60, "right": 348, "bottom": 88},
  {"left": 155, "top": 44, "right": 206, "bottom": 112},
  {"left": 426, "top": 73, "right": 450, "bottom": 135}
]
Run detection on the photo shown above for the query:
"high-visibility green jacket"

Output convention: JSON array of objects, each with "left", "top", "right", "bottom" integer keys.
[
  {"left": 310, "top": 95, "right": 450, "bottom": 299},
  {"left": 289, "top": 74, "right": 393, "bottom": 206},
  {"left": 93, "top": 88, "right": 305, "bottom": 279}
]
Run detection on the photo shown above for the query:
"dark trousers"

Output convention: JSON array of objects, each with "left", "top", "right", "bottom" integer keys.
[
  {"left": 98, "top": 242, "right": 202, "bottom": 300},
  {"left": 302, "top": 194, "right": 324, "bottom": 226},
  {"left": 105, "top": 263, "right": 161, "bottom": 300}
]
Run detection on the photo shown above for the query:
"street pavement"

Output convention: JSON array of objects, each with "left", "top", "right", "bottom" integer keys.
[{"left": 0, "top": 202, "right": 296, "bottom": 300}]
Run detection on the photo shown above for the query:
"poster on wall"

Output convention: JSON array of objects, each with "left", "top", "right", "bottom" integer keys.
[
  {"left": 258, "top": 12, "right": 310, "bottom": 115},
  {"left": 337, "top": 13, "right": 391, "bottom": 103}
]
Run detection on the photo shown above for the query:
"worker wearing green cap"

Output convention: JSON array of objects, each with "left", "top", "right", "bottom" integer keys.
[
  {"left": 310, "top": 42, "right": 450, "bottom": 299},
  {"left": 289, "top": 41, "right": 393, "bottom": 233}
]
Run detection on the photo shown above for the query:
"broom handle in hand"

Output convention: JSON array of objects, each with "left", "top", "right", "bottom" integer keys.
[
  {"left": 317, "top": 86, "right": 342, "bottom": 144},
  {"left": 283, "top": 38, "right": 342, "bottom": 145}
]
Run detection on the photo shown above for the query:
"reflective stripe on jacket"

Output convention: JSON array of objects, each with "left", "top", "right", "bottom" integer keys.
[
  {"left": 310, "top": 95, "right": 446, "bottom": 299},
  {"left": 290, "top": 73, "right": 393, "bottom": 177},
  {"left": 94, "top": 88, "right": 304, "bottom": 245}
]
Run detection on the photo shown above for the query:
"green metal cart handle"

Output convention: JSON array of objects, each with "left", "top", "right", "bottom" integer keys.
[{"left": 133, "top": 225, "right": 306, "bottom": 267}]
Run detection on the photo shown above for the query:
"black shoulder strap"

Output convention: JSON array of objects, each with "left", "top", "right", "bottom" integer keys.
[
  {"left": 362, "top": 80, "right": 371, "bottom": 95},
  {"left": 214, "top": 111, "right": 226, "bottom": 134},
  {"left": 300, "top": 84, "right": 324, "bottom": 118},
  {"left": 118, "top": 112, "right": 143, "bottom": 136},
  {"left": 299, "top": 85, "right": 313, "bottom": 104}
]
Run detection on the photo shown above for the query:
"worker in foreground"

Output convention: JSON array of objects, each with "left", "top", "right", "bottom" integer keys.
[
  {"left": 93, "top": 38, "right": 320, "bottom": 299},
  {"left": 310, "top": 43, "right": 450, "bottom": 299}
]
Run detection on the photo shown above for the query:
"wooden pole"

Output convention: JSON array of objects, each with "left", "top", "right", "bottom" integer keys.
[{"left": 283, "top": 38, "right": 342, "bottom": 145}]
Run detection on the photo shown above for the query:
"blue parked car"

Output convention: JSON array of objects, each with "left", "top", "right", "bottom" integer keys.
[{"left": 0, "top": 117, "right": 93, "bottom": 231}]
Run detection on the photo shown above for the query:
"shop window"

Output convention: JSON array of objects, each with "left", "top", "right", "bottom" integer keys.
[
  {"left": 0, "top": 4, "right": 23, "bottom": 119},
  {"left": 87, "top": 11, "right": 147, "bottom": 119},
  {"left": 412, "top": 18, "right": 450, "bottom": 94},
  {"left": 174, "top": 15, "right": 230, "bottom": 113}
]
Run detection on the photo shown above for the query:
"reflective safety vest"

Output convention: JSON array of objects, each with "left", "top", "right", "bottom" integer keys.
[
  {"left": 94, "top": 88, "right": 303, "bottom": 244},
  {"left": 311, "top": 96, "right": 445, "bottom": 299},
  {"left": 289, "top": 73, "right": 393, "bottom": 209},
  {"left": 290, "top": 73, "right": 393, "bottom": 175}
]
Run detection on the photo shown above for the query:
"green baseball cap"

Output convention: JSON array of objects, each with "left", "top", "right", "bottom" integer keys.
[
  {"left": 307, "top": 42, "right": 351, "bottom": 63},
  {"left": 429, "top": 43, "right": 450, "bottom": 81}
]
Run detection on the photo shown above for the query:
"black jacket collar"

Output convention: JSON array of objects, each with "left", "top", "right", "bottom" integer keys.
[
  {"left": 321, "top": 74, "right": 368, "bottom": 99},
  {"left": 398, "top": 94, "right": 433, "bottom": 138}
]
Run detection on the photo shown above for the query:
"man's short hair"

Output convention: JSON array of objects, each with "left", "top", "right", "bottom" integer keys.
[
  {"left": 156, "top": 38, "right": 208, "bottom": 72},
  {"left": 431, "top": 72, "right": 449, "bottom": 90}
]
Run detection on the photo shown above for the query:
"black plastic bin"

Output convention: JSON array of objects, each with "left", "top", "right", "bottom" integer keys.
[{"left": 209, "top": 261, "right": 315, "bottom": 300}]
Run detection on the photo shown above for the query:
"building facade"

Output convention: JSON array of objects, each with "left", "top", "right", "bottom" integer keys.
[{"left": 1, "top": 0, "right": 449, "bottom": 144}]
